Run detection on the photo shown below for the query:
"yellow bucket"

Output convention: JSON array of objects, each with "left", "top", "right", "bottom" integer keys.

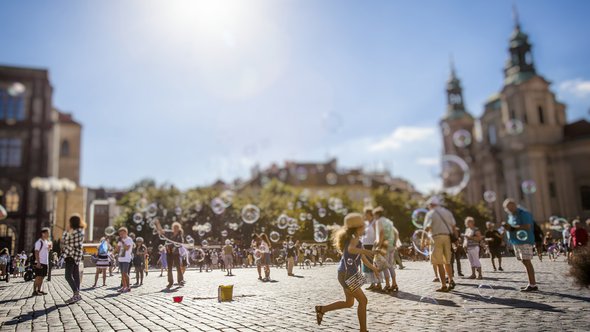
[{"left": 218, "top": 285, "right": 233, "bottom": 302}]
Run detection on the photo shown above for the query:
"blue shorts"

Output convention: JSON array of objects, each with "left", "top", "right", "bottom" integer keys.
[{"left": 119, "top": 262, "right": 130, "bottom": 273}]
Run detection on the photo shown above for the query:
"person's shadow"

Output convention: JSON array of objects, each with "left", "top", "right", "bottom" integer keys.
[
  {"left": 452, "top": 290, "right": 564, "bottom": 312},
  {"left": 391, "top": 291, "right": 460, "bottom": 308},
  {"left": 3, "top": 304, "right": 66, "bottom": 325}
]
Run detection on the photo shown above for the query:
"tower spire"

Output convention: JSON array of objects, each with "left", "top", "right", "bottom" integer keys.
[
  {"left": 449, "top": 54, "right": 456, "bottom": 79},
  {"left": 512, "top": 3, "right": 521, "bottom": 30}
]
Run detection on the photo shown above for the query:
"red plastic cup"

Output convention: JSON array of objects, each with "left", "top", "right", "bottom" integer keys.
[{"left": 173, "top": 296, "right": 183, "bottom": 303}]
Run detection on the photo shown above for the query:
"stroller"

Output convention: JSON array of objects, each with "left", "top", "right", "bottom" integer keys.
[{"left": 23, "top": 254, "right": 36, "bottom": 282}]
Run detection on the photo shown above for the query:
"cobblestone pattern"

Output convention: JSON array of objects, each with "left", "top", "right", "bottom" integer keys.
[{"left": 1, "top": 257, "right": 589, "bottom": 331}]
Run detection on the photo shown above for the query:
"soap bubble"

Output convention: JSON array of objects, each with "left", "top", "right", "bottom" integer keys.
[
  {"left": 269, "top": 231, "right": 281, "bottom": 243},
  {"left": 326, "top": 172, "right": 338, "bottom": 185},
  {"left": 346, "top": 258, "right": 354, "bottom": 266},
  {"left": 133, "top": 213, "right": 143, "bottom": 224},
  {"left": 521, "top": 180, "right": 537, "bottom": 195},
  {"left": 452, "top": 129, "right": 472, "bottom": 148},
  {"left": 277, "top": 214, "right": 289, "bottom": 229},
  {"left": 314, "top": 224, "right": 329, "bottom": 243},
  {"left": 135, "top": 198, "right": 148, "bottom": 212},
  {"left": 241, "top": 204, "right": 261, "bottom": 224},
  {"left": 201, "top": 240, "right": 209, "bottom": 247},
  {"left": 288, "top": 218, "right": 298, "bottom": 227},
  {"left": 228, "top": 223, "right": 239, "bottom": 231},
  {"left": 220, "top": 190, "right": 236, "bottom": 207},
  {"left": 463, "top": 300, "right": 479, "bottom": 314},
  {"left": 185, "top": 236, "right": 195, "bottom": 245},
  {"left": 412, "top": 230, "right": 432, "bottom": 256},
  {"left": 136, "top": 225, "right": 142, "bottom": 232},
  {"left": 411, "top": 208, "right": 428, "bottom": 229},
  {"left": 299, "top": 189, "right": 310, "bottom": 202},
  {"left": 483, "top": 190, "right": 497, "bottom": 203},
  {"left": 505, "top": 119, "right": 524, "bottom": 135},
  {"left": 7, "top": 82, "right": 26, "bottom": 96},
  {"left": 516, "top": 230, "right": 528, "bottom": 241},
  {"left": 192, "top": 248, "right": 205, "bottom": 262},
  {"left": 221, "top": 230, "right": 228, "bottom": 237},
  {"left": 104, "top": 226, "right": 116, "bottom": 236},
  {"left": 195, "top": 201, "right": 203, "bottom": 212},
  {"left": 441, "top": 154, "right": 471, "bottom": 195},
  {"left": 174, "top": 206, "right": 182, "bottom": 216},
  {"left": 321, "top": 111, "right": 343, "bottom": 133},
  {"left": 147, "top": 203, "right": 158, "bottom": 217},
  {"left": 198, "top": 230, "right": 206, "bottom": 237},
  {"left": 318, "top": 208, "right": 327, "bottom": 218},
  {"left": 477, "top": 284, "right": 494, "bottom": 299},
  {"left": 203, "top": 222, "right": 212, "bottom": 233},
  {"left": 307, "top": 213, "right": 313, "bottom": 220},
  {"left": 287, "top": 226, "right": 297, "bottom": 235},
  {"left": 328, "top": 197, "right": 343, "bottom": 211},
  {"left": 299, "top": 213, "right": 307, "bottom": 221},
  {"left": 211, "top": 197, "right": 226, "bottom": 215}
]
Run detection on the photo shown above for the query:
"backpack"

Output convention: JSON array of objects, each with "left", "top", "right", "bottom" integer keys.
[
  {"left": 533, "top": 222, "right": 543, "bottom": 244},
  {"left": 30, "top": 239, "right": 44, "bottom": 265}
]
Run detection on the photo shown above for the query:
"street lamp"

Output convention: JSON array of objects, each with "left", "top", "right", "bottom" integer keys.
[{"left": 30, "top": 176, "right": 77, "bottom": 281}]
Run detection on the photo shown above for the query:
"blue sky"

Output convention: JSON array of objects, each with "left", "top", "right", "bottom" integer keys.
[{"left": 2, "top": 0, "right": 590, "bottom": 192}]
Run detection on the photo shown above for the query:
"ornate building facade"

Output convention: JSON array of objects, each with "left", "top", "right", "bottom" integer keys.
[
  {"left": 440, "top": 17, "right": 590, "bottom": 222},
  {"left": 0, "top": 65, "right": 83, "bottom": 252}
]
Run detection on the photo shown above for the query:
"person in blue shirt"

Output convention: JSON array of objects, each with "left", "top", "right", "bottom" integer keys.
[{"left": 502, "top": 198, "right": 538, "bottom": 292}]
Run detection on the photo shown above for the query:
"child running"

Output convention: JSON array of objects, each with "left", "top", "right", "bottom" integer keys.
[{"left": 315, "top": 213, "right": 378, "bottom": 332}]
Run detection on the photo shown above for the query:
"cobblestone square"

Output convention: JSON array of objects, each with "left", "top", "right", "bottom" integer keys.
[{"left": 1, "top": 257, "right": 589, "bottom": 331}]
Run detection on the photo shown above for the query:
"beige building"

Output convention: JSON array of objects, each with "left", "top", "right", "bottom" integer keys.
[{"left": 440, "top": 17, "right": 590, "bottom": 222}]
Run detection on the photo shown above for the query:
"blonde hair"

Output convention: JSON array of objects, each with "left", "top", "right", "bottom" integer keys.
[
  {"left": 464, "top": 217, "right": 475, "bottom": 227},
  {"left": 172, "top": 222, "right": 184, "bottom": 235},
  {"left": 332, "top": 226, "right": 359, "bottom": 254}
]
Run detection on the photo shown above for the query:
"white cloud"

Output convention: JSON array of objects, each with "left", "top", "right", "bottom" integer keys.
[
  {"left": 368, "top": 126, "right": 436, "bottom": 152},
  {"left": 559, "top": 79, "right": 590, "bottom": 98},
  {"left": 416, "top": 157, "right": 440, "bottom": 166}
]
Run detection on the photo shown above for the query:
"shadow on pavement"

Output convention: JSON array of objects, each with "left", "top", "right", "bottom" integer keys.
[
  {"left": 0, "top": 296, "right": 33, "bottom": 305},
  {"left": 537, "top": 291, "right": 590, "bottom": 303},
  {"left": 453, "top": 291, "right": 564, "bottom": 312},
  {"left": 391, "top": 291, "right": 460, "bottom": 308},
  {"left": 3, "top": 304, "right": 66, "bottom": 325}
]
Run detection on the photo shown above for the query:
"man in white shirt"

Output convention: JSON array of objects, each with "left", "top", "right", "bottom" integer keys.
[
  {"left": 424, "top": 196, "right": 457, "bottom": 292},
  {"left": 116, "top": 227, "right": 134, "bottom": 293},
  {"left": 33, "top": 228, "right": 52, "bottom": 296}
]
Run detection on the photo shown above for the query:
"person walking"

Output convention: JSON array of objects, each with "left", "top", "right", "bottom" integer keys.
[
  {"left": 373, "top": 206, "right": 399, "bottom": 293},
  {"left": 259, "top": 233, "right": 272, "bottom": 281},
  {"left": 133, "top": 237, "right": 147, "bottom": 286},
  {"left": 362, "top": 207, "right": 378, "bottom": 290},
  {"left": 315, "top": 213, "right": 378, "bottom": 332},
  {"left": 33, "top": 228, "right": 52, "bottom": 296},
  {"left": 61, "top": 214, "right": 85, "bottom": 304},
  {"left": 485, "top": 222, "right": 504, "bottom": 271},
  {"left": 286, "top": 239, "right": 298, "bottom": 276},
  {"left": 115, "top": 227, "right": 133, "bottom": 293},
  {"left": 503, "top": 198, "right": 538, "bottom": 292},
  {"left": 424, "top": 196, "right": 457, "bottom": 292},
  {"left": 463, "top": 217, "right": 483, "bottom": 279}
]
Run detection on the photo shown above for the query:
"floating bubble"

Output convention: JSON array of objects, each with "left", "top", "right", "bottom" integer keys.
[
  {"left": 326, "top": 172, "right": 338, "bottom": 185},
  {"left": 192, "top": 248, "right": 205, "bottom": 262},
  {"left": 521, "top": 180, "right": 537, "bottom": 195},
  {"left": 411, "top": 208, "right": 429, "bottom": 229},
  {"left": 287, "top": 202, "right": 294, "bottom": 210},
  {"left": 295, "top": 167, "right": 308, "bottom": 181},
  {"left": 198, "top": 230, "right": 206, "bottom": 237},
  {"left": 505, "top": 119, "right": 524, "bottom": 135},
  {"left": 287, "top": 226, "right": 297, "bottom": 235},
  {"left": 441, "top": 154, "right": 471, "bottom": 195},
  {"left": 159, "top": 233, "right": 167, "bottom": 241},
  {"left": 269, "top": 231, "right": 281, "bottom": 243},
  {"left": 299, "top": 189, "right": 310, "bottom": 202},
  {"left": 7, "top": 82, "right": 26, "bottom": 96},
  {"left": 221, "top": 230, "right": 228, "bottom": 237},
  {"left": 452, "top": 129, "right": 472, "bottom": 148},
  {"left": 328, "top": 197, "right": 343, "bottom": 211},
  {"left": 185, "top": 236, "right": 195, "bottom": 245},
  {"left": 477, "top": 284, "right": 494, "bottom": 299},
  {"left": 318, "top": 208, "right": 327, "bottom": 218},
  {"left": 147, "top": 203, "right": 158, "bottom": 217},
  {"left": 135, "top": 198, "right": 148, "bottom": 212},
  {"left": 307, "top": 213, "right": 313, "bottom": 220},
  {"left": 483, "top": 190, "right": 497, "bottom": 203},
  {"left": 412, "top": 230, "right": 432, "bottom": 256},
  {"left": 299, "top": 213, "right": 307, "bottom": 221},
  {"left": 241, "top": 204, "right": 261, "bottom": 224},
  {"left": 419, "top": 296, "right": 439, "bottom": 307},
  {"left": 220, "top": 190, "right": 236, "bottom": 207},
  {"left": 175, "top": 206, "right": 182, "bottom": 216},
  {"left": 463, "top": 300, "right": 479, "bottom": 314},
  {"left": 346, "top": 258, "right": 354, "bottom": 266},
  {"left": 211, "top": 197, "right": 226, "bottom": 215},
  {"left": 192, "top": 224, "right": 199, "bottom": 232},
  {"left": 104, "top": 226, "right": 116, "bottom": 236},
  {"left": 203, "top": 222, "right": 212, "bottom": 233},
  {"left": 132, "top": 212, "right": 143, "bottom": 224},
  {"left": 195, "top": 201, "right": 203, "bottom": 212},
  {"left": 136, "top": 225, "right": 142, "bottom": 232},
  {"left": 314, "top": 224, "right": 329, "bottom": 243},
  {"left": 228, "top": 223, "right": 239, "bottom": 231},
  {"left": 516, "top": 230, "right": 528, "bottom": 241},
  {"left": 288, "top": 218, "right": 298, "bottom": 227},
  {"left": 277, "top": 214, "right": 289, "bottom": 229},
  {"left": 201, "top": 240, "right": 209, "bottom": 247},
  {"left": 148, "top": 219, "right": 156, "bottom": 229},
  {"left": 321, "top": 111, "right": 343, "bottom": 133}
]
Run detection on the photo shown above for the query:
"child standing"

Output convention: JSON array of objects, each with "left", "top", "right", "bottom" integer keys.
[
  {"left": 464, "top": 217, "right": 483, "bottom": 279},
  {"left": 223, "top": 240, "right": 234, "bottom": 276}
]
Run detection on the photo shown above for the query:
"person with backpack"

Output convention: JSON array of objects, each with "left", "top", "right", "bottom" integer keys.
[
  {"left": 33, "top": 228, "right": 52, "bottom": 296},
  {"left": 93, "top": 237, "right": 111, "bottom": 287},
  {"left": 503, "top": 198, "right": 538, "bottom": 292}
]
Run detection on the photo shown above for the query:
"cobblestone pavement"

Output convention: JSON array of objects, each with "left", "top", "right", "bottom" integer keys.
[{"left": 1, "top": 256, "right": 589, "bottom": 331}]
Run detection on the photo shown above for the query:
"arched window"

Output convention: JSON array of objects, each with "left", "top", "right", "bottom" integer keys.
[
  {"left": 60, "top": 140, "right": 70, "bottom": 157},
  {"left": 538, "top": 106, "right": 545, "bottom": 124},
  {"left": 4, "top": 186, "right": 19, "bottom": 212},
  {"left": 0, "top": 224, "right": 16, "bottom": 254}
]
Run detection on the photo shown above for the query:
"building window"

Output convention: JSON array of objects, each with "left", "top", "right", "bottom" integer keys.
[
  {"left": 4, "top": 186, "right": 19, "bottom": 212},
  {"left": 488, "top": 125, "right": 497, "bottom": 145},
  {"left": 0, "top": 138, "right": 22, "bottom": 167},
  {"left": 549, "top": 182, "right": 556, "bottom": 198},
  {"left": 581, "top": 186, "right": 590, "bottom": 211},
  {"left": 60, "top": 140, "right": 70, "bottom": 157},
  {"left": 0, "top": 87, "right": 26, "bottom": 122},
  {"left": 0, "top": 224, "right": 16, "bottom": 255},
  {"left": 538, "top": 106, "right": 545, "bottom": 124}
]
